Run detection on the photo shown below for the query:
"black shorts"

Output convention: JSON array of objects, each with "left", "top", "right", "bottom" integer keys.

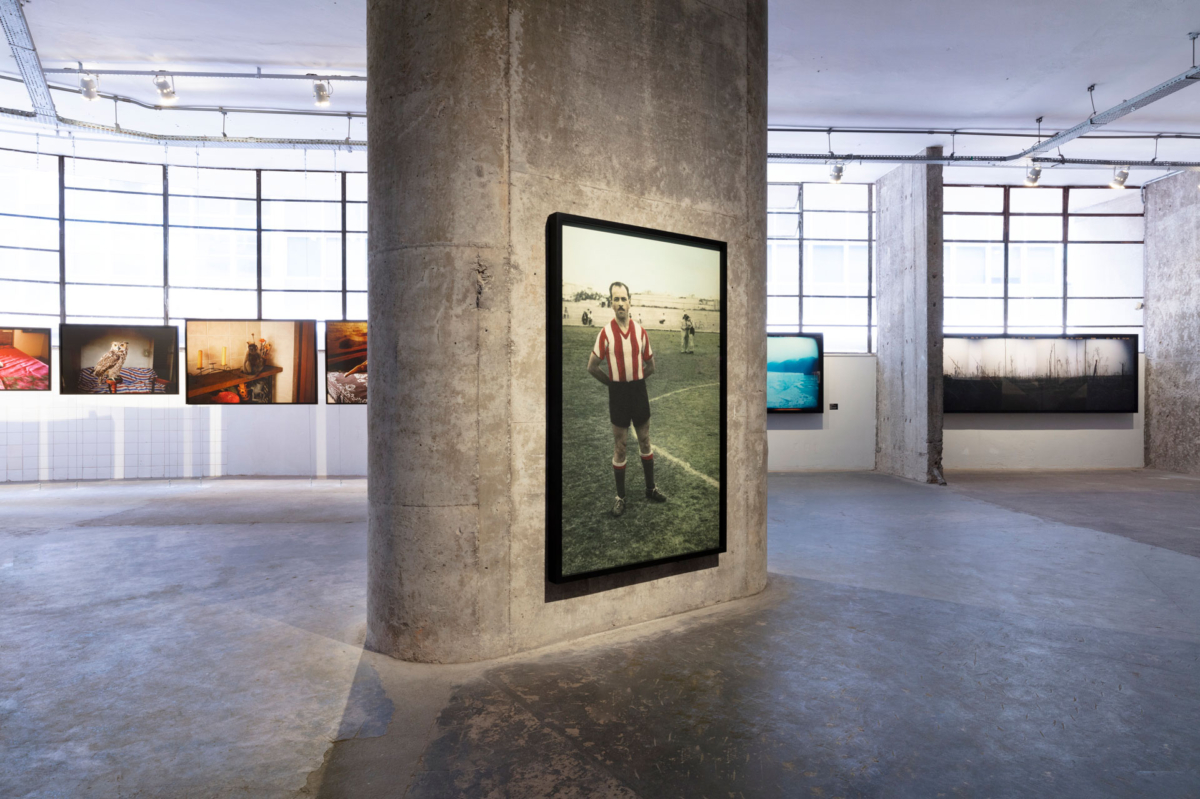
[{"left": 608, "top": 379, "right": 651, "bottom": 428}]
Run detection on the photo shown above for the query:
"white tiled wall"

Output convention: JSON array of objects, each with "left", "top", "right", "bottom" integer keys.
[{"left": 0, "top": 348, "right": 367, "bottom": 483}]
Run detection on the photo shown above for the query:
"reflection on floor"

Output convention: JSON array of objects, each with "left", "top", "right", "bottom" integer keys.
[{"left": 1, "top": 470, "right": 1197, "bottom": 798}]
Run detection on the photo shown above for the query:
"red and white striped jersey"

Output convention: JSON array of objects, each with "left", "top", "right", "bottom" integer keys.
[{"left": 593, "top": 319, "right": 654, "bottom": 382}]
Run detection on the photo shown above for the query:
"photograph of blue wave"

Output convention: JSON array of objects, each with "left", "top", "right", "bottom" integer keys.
[{"left": 767, "top": 335, "right": 821, "bottom": 411}]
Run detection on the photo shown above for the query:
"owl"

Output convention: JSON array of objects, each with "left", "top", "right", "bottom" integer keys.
[{"left": 94, "top": 341, "right": 128, "bottom": 383}]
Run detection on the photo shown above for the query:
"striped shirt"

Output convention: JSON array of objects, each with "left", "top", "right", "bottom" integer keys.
[{"left": 593, "top": 319, "right": 653, "bottom": 383}]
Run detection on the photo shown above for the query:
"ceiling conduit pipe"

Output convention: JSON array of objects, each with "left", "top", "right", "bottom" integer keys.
[
  {"left": 0, "top": 0, "right": 365, "bottom": 150},
  {"left": 771, "top": 64, "right": 1200, "bottom": 169}
]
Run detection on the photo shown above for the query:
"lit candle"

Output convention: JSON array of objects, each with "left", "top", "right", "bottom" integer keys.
[
  {"left": 222, "top": 346, "right": 227, "bottom": 366},
  {"left": 196, "top": 348, "right": 203, "bottom": 370}
]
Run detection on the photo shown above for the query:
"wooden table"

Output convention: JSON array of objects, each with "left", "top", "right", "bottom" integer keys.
[{"left": 187, "top": 366, "right": 283, "bottom": 399}]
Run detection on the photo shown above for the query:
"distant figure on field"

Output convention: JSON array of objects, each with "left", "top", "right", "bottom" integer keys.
[{"left": 680, "top": 314, "right": 695, "bottom": 354}]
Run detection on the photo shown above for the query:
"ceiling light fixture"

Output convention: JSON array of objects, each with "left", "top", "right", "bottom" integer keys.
[
  {"left": 1110, "top": 166, "right": 1130, "bottom": 189},
  {"left": 152, "top": 73, "right": 178, "bottom": 104},
  {"left": 79, "top": 73, "right": 100, "bottom": 101},
  {"left": 829, "top": 162, "right": 844, "bottom": 184},
  {"left": 1024, "top": 165, "right": 1041, "bottom": 187},
  {"left": 312, "top": 79, "right": 333, "bottom": 107}
]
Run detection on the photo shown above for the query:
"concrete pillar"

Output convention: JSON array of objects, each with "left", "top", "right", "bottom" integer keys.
[
  {"left": 874, "top": 147, "right": 945, "bottom": 484},
  {"left": 1143, "top": 171, "right": 1200, "bottom": 475},
  {"left": 367, "top": 0, "right": 768, "bottom": 663}
]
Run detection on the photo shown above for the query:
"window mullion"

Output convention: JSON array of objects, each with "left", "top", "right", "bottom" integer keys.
[
  {"left": 58, "top": 155, "right": 66, "bottom": 324},
  {"left": 797, "top": 184, "right": 804, "bottom": 331},
  {"left": 256, "top": 170, "right": 263, "bottom": 321},
  {"left": 162, "top": 164, "right": 169, "bottom": 324},
  {"left": 341, "top": 172, "right": 348, "bottom": 321}
]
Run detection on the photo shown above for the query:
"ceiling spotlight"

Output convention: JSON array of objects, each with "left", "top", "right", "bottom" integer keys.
[
  {"left": 312, "top": 79, "right": 333, "bottom": 107},
  {"left": 152, "top": 73, "right": 177, "bottom": 104},
  {"left": 79, "top": 73, "right": 100, "bottom": 101},
  {"left": 830, "top": 162, "right": 844, "bottom": 184},
  {"left": 1110, "top": 166, "right": 1129, "bottom": 190},
  {"left": 1024, "top": 165, "right": 1041, "bottom": 187}
]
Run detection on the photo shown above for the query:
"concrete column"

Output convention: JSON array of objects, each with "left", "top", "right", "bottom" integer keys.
[
  {"left": 874, "top": 147, "right": 945, "bottom": 484},
  {"left": 367, "top": 0, "right": 768, "bottom": 663},
  {"left": 1143, "top": 171, "right": 1200, "bottom": 474}
]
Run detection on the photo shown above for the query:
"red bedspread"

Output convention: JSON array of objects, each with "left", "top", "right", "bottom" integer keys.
[{"left": 0, "top": 346, "right": 50, "bottom": 391}]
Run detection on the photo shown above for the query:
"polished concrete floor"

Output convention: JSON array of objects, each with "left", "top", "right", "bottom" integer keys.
[{"left": 1, "top": 470, "right": 1198, "bottom": 798}]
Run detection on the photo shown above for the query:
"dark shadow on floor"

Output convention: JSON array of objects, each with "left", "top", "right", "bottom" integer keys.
[{"left": 407, "top": 572, "right": 1200, "bottom": 799}]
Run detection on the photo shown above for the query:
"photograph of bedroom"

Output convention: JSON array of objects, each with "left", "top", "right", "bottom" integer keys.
[
  {"left": 59, "top": 325, "right": 179, "bottom": 395},
  {"left": 325, "top": 321, "right": 367, "bottom": 404},
  {"left": 0, "top": 328, "right": 51, "bottom": 391},
  {"left": 185, "top": 320, "right": 317, "bottom": 405}
]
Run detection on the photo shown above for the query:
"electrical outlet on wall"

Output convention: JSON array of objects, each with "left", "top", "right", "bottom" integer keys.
[{"left": 829, "top": 403, "right": 838, "bottom": 410}]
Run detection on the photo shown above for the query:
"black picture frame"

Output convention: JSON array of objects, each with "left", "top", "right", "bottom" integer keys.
[
  {"left": 324, "top": 321, "right": 369, "bottom": 405},
  {"left": 59, "top": 324, "right": 179, "bottom": 395},
  {"left": 546, "top": 212, "right": 727, "bottom": 584},
  {"left": 0, "top": 327, "right": 52, "bottom": 391},
  {"left": 183, "top": 320, "right": 319, "bottom": 405},
  {"left": 766, "top": 332, "right": 824, "bottom": 413},
  {"left": 943, "top": 334, "right": 1139, "bottom": 414}
]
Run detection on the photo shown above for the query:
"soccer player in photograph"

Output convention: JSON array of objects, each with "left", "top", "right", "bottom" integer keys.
[{"left": 586, "top": 281, "right": 667, "bottom": 517}]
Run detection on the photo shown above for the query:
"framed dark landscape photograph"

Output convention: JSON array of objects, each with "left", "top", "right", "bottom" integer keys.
[
  {"left": 767, "top": 333, "right": 823, "bottom": 413},
  {"left": 0, "top": 328, "right": 52, "bottom": 391},
  {"left": 546, "top": 213, "right": 726, "bottom": 583},
  {"left": 185, "top": 320, "right": 318, "bottom": 405},
  {"left": 59, "top": 324, "right": 179, "bottom": 395},
  {"left": 325, "top": 321, "right": 368, "bottom": 404},
  {"left": 944, "top": 334, "right": 1138, "bottom": 413}
]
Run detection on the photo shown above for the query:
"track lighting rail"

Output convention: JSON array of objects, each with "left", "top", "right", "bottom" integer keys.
[{"left": 44, "top": 66, "right": 367, "bottom": 82}]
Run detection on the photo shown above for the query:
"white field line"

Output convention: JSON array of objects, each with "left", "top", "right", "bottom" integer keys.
[
  {"left": 648, "top": 382, "right": 719, "bottom": 404},
  {"left": 642, "top": 382, "right": 720, "bottom": 487},
  {"left": 652, "top": 445, "right": 719, "bottom": 489}
]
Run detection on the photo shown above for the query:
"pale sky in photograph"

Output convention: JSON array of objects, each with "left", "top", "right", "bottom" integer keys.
[{"left": 562, "top": 224, "right": 720, "bottom": 299}]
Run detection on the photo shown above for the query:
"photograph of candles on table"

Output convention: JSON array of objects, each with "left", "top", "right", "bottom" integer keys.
[{"left": 184, "top": 320, "right": 317, "bottom": 405}]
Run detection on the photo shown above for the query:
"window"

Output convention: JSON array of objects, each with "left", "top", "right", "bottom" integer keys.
[
  {"left": 767, "top": 182, "right": 874, "bottom": 352},
  {"left": 0, "top": 149, "right": 61, "bottom": 328},
  {"left": 944, "top": 185, "right": 1144, "bottom": 344},
  {"left": 0, "top": 147, "right": 369, "bottom": 331}
]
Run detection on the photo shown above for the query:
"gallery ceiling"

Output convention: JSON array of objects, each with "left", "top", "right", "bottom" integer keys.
[{"left": 2, "top": 0, "right": 1198, "bottom": 174}]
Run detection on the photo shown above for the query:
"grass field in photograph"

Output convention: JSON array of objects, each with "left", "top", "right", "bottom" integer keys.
[{"left": 559, "top": 324, "right": 721, "bottom": 578}]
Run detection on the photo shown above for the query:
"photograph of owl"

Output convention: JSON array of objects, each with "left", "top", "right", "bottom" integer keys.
[{"left": 94, "top": 341, "right": 129, "bottom": 383}]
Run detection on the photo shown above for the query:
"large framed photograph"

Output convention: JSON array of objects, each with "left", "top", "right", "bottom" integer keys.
[
  {"left": 59, "top": 324, "right": 179, "bottom": 395},
  {"left": 546, "top": 213, "right": 726, "bottom": 583},
  {"left": 767, "top": 332, "right": 823, "bottom": 413},
  {"left": 0, "top": 328, "right": 52, "bottom": 391},
  {"left": 944, "top": 334, "right": 1138, "bottom": 413},
  {"left": 185, "top": 320, "right": 318, "bottom": 405},
  {"left": 325, "top": 321, "right": 368, "bottom": 404}
]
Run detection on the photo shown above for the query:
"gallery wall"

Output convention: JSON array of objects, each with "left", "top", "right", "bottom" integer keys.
[
  {"left": 0, "top": 348, "right": 366, "bottom": 484},
  {"left": 943, "top": 355, "right": 1145, "bottom": 470},
  {"left": 764, "top": 354, "right": 1145, "bottom": 473},
  {"left": 767, "top": 355, "right": 877, "bottom": 471}
]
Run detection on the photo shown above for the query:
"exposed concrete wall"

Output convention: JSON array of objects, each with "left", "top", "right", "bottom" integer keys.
[
  {"left": 367, "top": 0, "right": 768, "bottom": 663},
  {"left": 874, "top": 148, "right": 944, "bottom": 484},
  {"left": 1144, "top": 171, "right": 1200, "bottom": 475}
]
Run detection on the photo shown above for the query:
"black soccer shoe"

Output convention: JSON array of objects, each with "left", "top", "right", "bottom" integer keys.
[
  {"left": 611, "top": 496, "right": 626, "bottom": 517},
  {"left": 645, "top": 487, "right": 667, "bottom": 502}
]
